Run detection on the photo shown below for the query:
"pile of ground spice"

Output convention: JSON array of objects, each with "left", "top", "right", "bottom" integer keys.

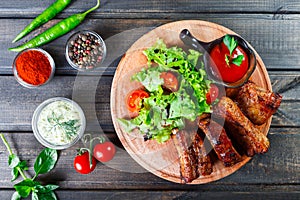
[{"left": 15, "top": 50, "right": 52, "bottom": 85}]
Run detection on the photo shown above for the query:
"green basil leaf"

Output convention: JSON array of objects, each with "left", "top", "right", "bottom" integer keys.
[
  {"left": 32, "top": 191, "right": 39, "bottom": 200},
  {"left": 34, "top": 148, "right": 58, "bottom": 176},
  {"left": 11, "top": 191, "right": 21, "bottom": 200},
  {"left": 11, "top": 167, "right": 19, "bottom": 182},
  {"left": 14, "top": 179, "right": 38, "bottom": 198},
  {"left": 18, "top": 160, "right": 29, "bottom": 171},
  {"left": 232, "top": 55, "right": 244, "bottom": 66},
  {"left": 223, "top": 35, "right": 237, "bottom": 55},
  {"left": 35, "top": 184, "right": 59, "bottom": 194},
  {"left": 36, "top": 191, "right": 57, "bottom": 200},
  {"left": 11, "top": 160, "right": 28, "bottom": 182},
  {"left": 8, "top": 154, "right": 20, "bottom": 168},
  {"left": 44, "top": 184, "right": 59, "bottom": 192}
]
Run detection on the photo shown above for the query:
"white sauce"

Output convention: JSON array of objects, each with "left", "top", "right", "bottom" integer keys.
[{"left": 37, "top": 100, "right": 82, "bottom": 145}]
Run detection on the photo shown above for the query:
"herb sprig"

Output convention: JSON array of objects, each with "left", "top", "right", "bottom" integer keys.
[
  {"left": 48, "top": 111, "right": 80, "bottom": 140},
  {"left": 223, "top": 35, "right": 244, "bottom": 67},
  {"left": 0, "top": 133, "right": 59, "bottom": 200}
]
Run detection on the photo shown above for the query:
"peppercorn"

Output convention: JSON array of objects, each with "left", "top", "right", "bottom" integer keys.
[{"left": 67, "top": 31, "right": 105, "bottom": 70}]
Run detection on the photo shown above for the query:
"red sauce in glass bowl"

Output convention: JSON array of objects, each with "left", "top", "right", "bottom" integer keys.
[{"left": 209, "top": 42, "right": 249, "bottom": 83}]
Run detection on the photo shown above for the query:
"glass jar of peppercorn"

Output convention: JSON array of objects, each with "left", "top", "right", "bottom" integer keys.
[{"left": 65, "top": 30, "right": 106, "bottom": 71}]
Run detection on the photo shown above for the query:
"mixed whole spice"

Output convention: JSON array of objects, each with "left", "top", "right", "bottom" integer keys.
[{"left": 67, "top": 32, "right": 105, "bottom": 70}]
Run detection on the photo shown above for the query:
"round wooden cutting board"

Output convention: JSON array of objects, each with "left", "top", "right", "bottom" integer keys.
[{"left": 110, "top": 20, "right": 272, "bottom": 184}]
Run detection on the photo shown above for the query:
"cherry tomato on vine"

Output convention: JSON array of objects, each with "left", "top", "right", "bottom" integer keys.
[
  {"left": 160, "top": 71, "right": 179, "bottom": 92},
  {"left": 126, "top": 89, "right": 149, "bottom": 113},
  {"left": 74, "top": 151, "right": 97, "bottom": 174},
  {"left": 93, "top": 141, "right": 116, "bottom": 162},
  {"left": 206, "top": 84, "right": 219, "bottom": 104}
]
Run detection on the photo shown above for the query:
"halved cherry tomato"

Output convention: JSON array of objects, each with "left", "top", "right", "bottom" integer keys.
[
  {"left": 74, "top": 151, "right": 97, "bottom": 174},
  {"left": 206, "top": 84, "right": 219, "bottom": 104},
  {"left": 127, "top": 89, "right": 149, "bottom": 112},
  {"left": 93, "top": 141, "right": 116, "bottom": 162},
  {"left": 160, "top": 71, "right": 179, "bottom": 92}
]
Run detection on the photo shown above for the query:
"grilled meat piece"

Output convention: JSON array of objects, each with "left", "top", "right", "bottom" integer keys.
[
  {"left": 235, "top": 81, "right": 282, "bottom": 125},
  {"left": 225, "top": 87, "right": 240, "bottom": 99},
  {"left": 213, "top": 97, "right": 270, "bottom": 156},
  {"left": 172, "top": 129, "right": 198, "bottom": 183},
  {"left": 198, "top": 117, "right": 242, "bottom": 167},
  {"left": 190, "top": 132, "right": 213, "bottom": 175}
]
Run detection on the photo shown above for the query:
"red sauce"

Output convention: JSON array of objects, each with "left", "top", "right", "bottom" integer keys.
[{"left": 209, "top": 42, "right": 248, "bottom": 83}]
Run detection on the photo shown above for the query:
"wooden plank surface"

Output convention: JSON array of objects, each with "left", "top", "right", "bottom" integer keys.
[
  {"left": 2, "top": 0, "right": 300, "bottom": 18},
  {"left": 0, "top": 0, "right": 299, "bottom": 198},
  {"left": 0, "top": 72, "right": 298, "bottom": 131},
  {"left": 1, "top": 16, "right": 300, "bottom": 76},
  {"left": 1, "top": 189, "right": 300, "bottom": 200},
  {"left": 0, "top": 131, "right": 299, "bottom": 189}
]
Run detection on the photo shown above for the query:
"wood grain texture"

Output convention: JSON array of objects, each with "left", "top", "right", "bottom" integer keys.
[
  {"left": 110, "top": 20, "right": 273, "bottom": 184},
  {"left": 0, "top": 72, "right": 298, "bottom": 131},
  {"left": 1, "top": 17, "right": 300, "bottom": 76},
  {"left": 0, "top": 131, "right": 299, "bottom": 189},
  {"left": 0, "top": 0, "right": 299, "bottom": 197},
  {"left": 1, "top": 0, "right": 300, "bottom": 18},
  {"left": 1, "top": 189, "right": 300, "bottom": 200}
]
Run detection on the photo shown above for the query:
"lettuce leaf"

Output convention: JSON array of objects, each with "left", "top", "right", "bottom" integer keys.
[{"left": 119, "top": 39, "right": 211, "bottom": 143}]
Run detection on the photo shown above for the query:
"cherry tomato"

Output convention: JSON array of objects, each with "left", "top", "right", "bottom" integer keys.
[
  {"left": 74, "top": 151, "right": 97, "bottom": 174},
  {"left": 160, "top": 71, "right": 179, "bottom": 92},
  {"left": 127, "top": 89, "right": 149, "bottom": 112},
  {"left": 93, "top": 141, "right": 116, "bottom": 162},
  {"left": 206, "top": 84, "right": 219, "bottom": 104}
]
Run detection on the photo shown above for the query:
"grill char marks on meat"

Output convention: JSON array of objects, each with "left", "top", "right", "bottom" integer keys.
[
  {"left": 198, "top": 117, "right": 242, "bottom": 167},
  {"left": 172, "top": 129, "right": 198, "bottom": 183},
  {"left": 235, "top": 81, "right": 282, "bottom": 125},
  {"left": 213, "top": 97, "right": 270, "bottom": 157},
  {"left": 190, "top": 131, "right": 213, "bottom": 176},
  {"left": 172, "top": 128, "right": 213, "bottom": 183}
]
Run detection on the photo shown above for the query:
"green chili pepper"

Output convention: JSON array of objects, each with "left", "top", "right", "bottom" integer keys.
[
  {"left": 9, "top": 0, "right": 100, "bottom": 52},
  {"left": 12, "top": 0, "right": 72, "bottom": 43}
]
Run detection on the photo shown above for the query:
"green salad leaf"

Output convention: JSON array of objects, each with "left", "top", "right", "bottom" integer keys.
[{"left": 118, "top": 39, "right": 211, "bottom": 143}]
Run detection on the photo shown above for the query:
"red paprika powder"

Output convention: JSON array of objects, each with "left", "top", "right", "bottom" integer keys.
[{"left": 15, "top": 50, "right": 52, "bottom": 85}]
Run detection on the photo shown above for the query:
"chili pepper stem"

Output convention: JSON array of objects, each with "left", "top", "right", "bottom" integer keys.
[
  {"left": 0, "top": 133, "right": 28, "bottom": 180},
  {"left": 83, "top": 0, "right": 101, "bottom": 16}
]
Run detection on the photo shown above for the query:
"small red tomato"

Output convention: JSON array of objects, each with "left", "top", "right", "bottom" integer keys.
[
  {"left": 160, "top": 71, "right": 179, "bottom": 92},
  {"left": 74, "top": 151, "right": 97, "bottom": 174},
  {"left": 93, "top": 141, "right": 116, "bottom": 162},
  {"left": 127, "top": 89, "right": 149, "bottom": 113},
  {"left": 206, "top": 84, "right": 219, "bottom": 104}
]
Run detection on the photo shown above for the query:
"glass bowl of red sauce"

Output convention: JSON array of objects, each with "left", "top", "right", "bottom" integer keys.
[
  {"left": 180, "top": 29, "right": 256, "bottom": 88},
  {"left": 13, "top": 48, "right": 55, "bottom": 88}
]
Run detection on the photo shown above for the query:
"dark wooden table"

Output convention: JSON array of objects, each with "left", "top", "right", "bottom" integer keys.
[{"left": 0, "top": 0, "right": 299, "bottom": 199}]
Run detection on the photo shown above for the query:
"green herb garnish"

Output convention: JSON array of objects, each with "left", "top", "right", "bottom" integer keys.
[
  {"left": 223, "top": 34, "right": 244, "bottom": 66},
  {"left": 118, "top": 39, "right": 211, "bottom": 143},
  {"left": 0, "top": 134, "right": 59, "bottom": 200},
  {"left": 48, "top": 111, "right": 80, "bottom": 140}
]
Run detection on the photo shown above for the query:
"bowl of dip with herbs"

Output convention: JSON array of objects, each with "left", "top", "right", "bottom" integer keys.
[{"left": 32, "top": 97, "right": 86, "bottom": 149}]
